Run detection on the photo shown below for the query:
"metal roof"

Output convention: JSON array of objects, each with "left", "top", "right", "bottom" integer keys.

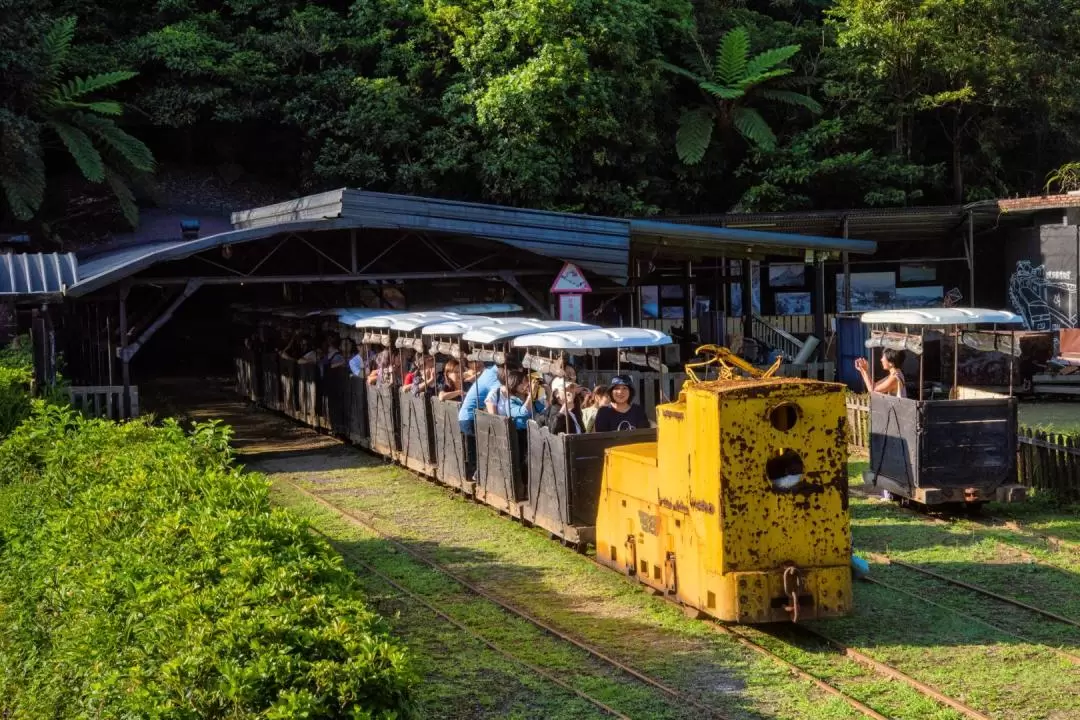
[
  {"left": 0, "top": 252, "right": 78, "bottom": 295},
  {"left": 7, "top": 189, "right": 881, "bottom": 300}
]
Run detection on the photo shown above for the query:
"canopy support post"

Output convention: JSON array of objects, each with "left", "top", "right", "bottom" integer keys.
[
  {"left": 966, "top": 212, "right": 976, "bottom": 305},
  {"left": 682, "top": 260, "right": 693, "bottom": 362},
  {"left": 813, "top": 254, "right": 826, "bottom": 362},
  {"left": 741, "top": 259, "right": 753, "bottom": 344}
]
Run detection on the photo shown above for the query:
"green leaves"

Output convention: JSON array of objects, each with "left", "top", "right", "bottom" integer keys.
[
  {"left": 714, "top": 26, "right": 749, "bottom": 87},
  {"left": 48, "top": 121, "right": 105, "bottom": 182},
  {"left": 733, "top": 107, "right": 776, "bottom": 148},
  {"left": 676, "top": 108, "right": 715, "bottom": 164}
]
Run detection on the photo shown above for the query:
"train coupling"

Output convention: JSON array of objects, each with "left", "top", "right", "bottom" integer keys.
[{"left": 994, "top": 484, "right": 1027, "bottom": 503}]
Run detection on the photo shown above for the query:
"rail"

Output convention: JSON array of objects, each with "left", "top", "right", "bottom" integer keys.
[
  {"left": 68, "top": 385, "right": 139, "bottom": 420},
  {"left": 752, "top": 313, "right": 804, "bottom": 359}
]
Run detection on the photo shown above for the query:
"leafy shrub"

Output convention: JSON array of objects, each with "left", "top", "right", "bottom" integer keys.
[{"left": 0, "top": 403, "right": 416, "bottom": 719}]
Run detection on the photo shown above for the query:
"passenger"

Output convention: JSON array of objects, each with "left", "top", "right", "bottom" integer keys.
[
  {"left": 485, "top": 368, "right": 546, "bottom": 431},
  {"left": 322, "top": 336, "right": 347, "bottom": 371},
  {"left": 593, "top": 375, "right": 649, "bottom": 432},
  {"left": 855, "top": 350, "right": 907, "bottom": 397},
  {"left": 438, "top": 358, "right": 464, "bottom": 401},
  {"left": 582, "top": 385, "right": 610, "bottom": 432},
  {"left": 295, "top": 335, "right": 318, "bottom": 365},
  {"left": 407, "top": 354, "right": 437, "bottom": 396},
  {"left": 344, "top": 338, "right": 365, "bottom": 377},
  {"left": 367, "top": 350, "right": 399, "bottom": 386},
  {"left": 457, "top": 361, "right": 503, "bottom": 478},
  {"left": 550, "top": 383, "right": 585, "bottom": 435}
]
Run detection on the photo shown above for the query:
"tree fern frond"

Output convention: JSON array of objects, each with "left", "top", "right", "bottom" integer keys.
[
  {"left": 41, "top": 17, "right": 76, "bottom": 84},
  {"left": 759, "top": 89, "right": 823, "bottom": 114},
  {"left": 675, "top": 108, "right": 715, "bottom": 165},
  {"left": 733, "top": 107, "right": 776, "bottom": 149},
  {"left": 72, "top": 112, "right": 155, "bottom": 172},
  {"left": 745, "top": 44, "right": 801, "bottom": 79},
  {"left": 700, "top": 82, "right": 744, "bottom": 101},
  {"left": 105, "top": 169, "right": 139, "bottom": 227},
  {"left": 0, "top": 177, "right": 38, "bottom": 220},
  {"left": 48, "top": 120, "right": 106, "bottom": 182},
  {"left": 655, "top": 60, "right": 707, "bottom": 85},
  {"left": 738, "top": 68, "right": 793, "bottom": 92},
  {"left": 0, "top": 130, "right": 47, "bottom": 220},
  {"left": 715, "top": 27, "right": 750, "bottom": 86},
  {"left": 54, "top": 72, "right": 138, "bottom": 103}
]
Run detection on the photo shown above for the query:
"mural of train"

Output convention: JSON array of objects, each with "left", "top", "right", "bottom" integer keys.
[{"left": 233, "top": 308, "right": 854, "bottom": 623}]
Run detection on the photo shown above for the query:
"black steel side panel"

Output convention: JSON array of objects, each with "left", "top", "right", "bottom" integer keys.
[
  {"left": 399, "top": 390, "right": 436, "bottom": 475},
  {"left": 347, "top": 375, "right": 368, "bottom": 445},
  {"left": 260, "top": 353, "right": 280, "bottom": 411},
  {"left": 523, "top": 424, "right": 655, "bottom": 539},
  {"left": 367, "top": 384, "right": 400, "bottom": 458},
  {"left": 322, "top": 367, "right": 350, "bottom": 435},
  {"left": 868, "top": 393, "right": 919, "bottom": 493},
  {"left": 297, "top": 363, "right": 318, "bottom": 427},
  {"left": 279, "top": 358, "right": 298, "bottom": 419},
  {"left": 475, "top": 412, "right": 525, "bottom": 513},
  {"left": 919, "top": 398, "right": 1017, "bottom": 487},
  {"left": 432, "top": 399, "right": 468, "bottom": 489}
]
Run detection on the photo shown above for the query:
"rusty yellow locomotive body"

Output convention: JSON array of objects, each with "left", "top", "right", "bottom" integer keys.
[{"left": 595, "top": 377, "right": 852, "bottom": 623}]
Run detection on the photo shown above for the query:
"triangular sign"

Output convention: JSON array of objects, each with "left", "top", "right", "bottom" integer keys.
[{"left": 550, "top": 262, "right": 592, "bottom": 293}]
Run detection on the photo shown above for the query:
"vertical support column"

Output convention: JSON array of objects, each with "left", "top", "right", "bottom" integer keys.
[
  {"left": 30, "top": 304, "right": 56, "bottom": 393},
  {"left": 813, "top": 254, "right": 827, "bottom": 362},
  {"left": 119, "top": 286, "right": 131, "bottom": 419},
  {"left": 682, "top": 260, "right": 693, "bottom": 360},
  {"left": 350, "top": 229, "right": 358, "bottom": 273},
  {"left": 741, "top": 258, "right": 753, "bottom": 342},
  {"left": 842, "top": 215, "right": 852, "bottom": 312},
  {"left": 967, "top": 212, "right": 976, "bottom": 305}
]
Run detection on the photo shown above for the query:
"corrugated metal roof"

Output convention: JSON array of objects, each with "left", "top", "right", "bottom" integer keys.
[{"left": 0, "top": 252, "right": 77, "bottom": 295}]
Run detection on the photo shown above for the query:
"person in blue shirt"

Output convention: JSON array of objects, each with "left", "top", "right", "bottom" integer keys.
[
  {"left": 484, "top": 369, "right": 546, "bottom": 431},
  {"left": 458, "top": 361, "right": 500, "bottom": 435}
]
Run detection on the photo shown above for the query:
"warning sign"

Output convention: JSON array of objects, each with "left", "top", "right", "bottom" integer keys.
[{"left": 550, "top": 262, "right": 592, "bottom": 294}]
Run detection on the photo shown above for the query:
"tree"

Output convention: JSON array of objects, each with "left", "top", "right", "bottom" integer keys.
[
  {"left": 661, "top": 26, "right": 821, "bottom": 164},
  {"left": 0, "top": 17, "right": 154, "bottom": 226}
]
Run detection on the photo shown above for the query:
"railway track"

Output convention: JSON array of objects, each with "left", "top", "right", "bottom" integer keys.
[{"left": 284, "top": 478, "right": 994, "bottom": 720}]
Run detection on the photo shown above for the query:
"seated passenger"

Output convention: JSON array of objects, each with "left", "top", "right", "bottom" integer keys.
[
  {"left": 581, "top": 385, "right": 609, "bottom": 433},
  {"left": 549, "top": 382, "right": 585, "bottom": 435},
  {"left": 593, "top": 375, "right": 649, "bottom": 432},
  {"left": 367, "top": 350, "right": 400, "bottom": 386},
  {"left": 407, "top": 354, "right": 437, "bottom": 396},
  {"left": 322, "top": 336, "right": 346, "bottom": 372},
  {"left": 344, "top": 339, "right": 365, "bottom": 377},
  {"left": 438, "top": 358, "right": 464, "bottom": 401},
  {"left": 484, "top": 368, "right": 545, "bottom": 431},
  {"left": 458, "top": 361, "right": 501, "bottom": 435},
  {"left": 855, "top": 350, "right": 907, "bottom": 397},
  {"left": 295, "top": 335, "right": 318, "bottom": 365}
]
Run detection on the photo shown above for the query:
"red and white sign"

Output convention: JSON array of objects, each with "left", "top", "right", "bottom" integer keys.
[
  {"left": 558, "top": 294, "right": 583, "bottom": 322},
  {"left": 550, "top": 262, "right": 592, "bottom": 294}
]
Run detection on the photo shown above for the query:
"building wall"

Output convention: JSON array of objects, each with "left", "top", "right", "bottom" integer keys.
[{"left": 1005, "top": 225, "right": 1079, "bottom": 330}]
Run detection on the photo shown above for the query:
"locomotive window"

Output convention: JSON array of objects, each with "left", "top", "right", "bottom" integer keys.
[
  {"left": 766, "top": 449, "right": 804, "bottom": 491},
  {"left": 768, "top": 402, "right": 799, "bottom": 431}
]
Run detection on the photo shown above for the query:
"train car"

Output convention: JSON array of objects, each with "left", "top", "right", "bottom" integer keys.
[
  {"left": 858, "top": 308, "right": 1027, "bottom": 508},
  {"left": 595, "top": 347, "right": 852, "bottom": 623}
]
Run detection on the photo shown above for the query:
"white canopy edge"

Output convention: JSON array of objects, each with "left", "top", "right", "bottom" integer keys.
[
  {"left": 860, "top": 308, "right": 1023, "bottom": 326},
  {"left": 511, "top": 327, "right": 672, "bottom": 350},
  {"left": 461, "top": 320, "right": 597, "bottom": 344},
  {"left": 421, "top": 316, "right": 518, "bottom": 336}
]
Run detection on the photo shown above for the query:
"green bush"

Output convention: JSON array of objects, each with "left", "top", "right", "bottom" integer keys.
[
  {"left": 0, "top": 336, "right": 33, "bottom": 436},
  {"left": 0, "top": 403, "right": 416, "bottom": 719}
]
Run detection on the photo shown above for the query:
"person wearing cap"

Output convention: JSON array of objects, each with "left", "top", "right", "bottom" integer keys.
[{"left": 593, "top": 374, "right": 649, "bottom": 432}]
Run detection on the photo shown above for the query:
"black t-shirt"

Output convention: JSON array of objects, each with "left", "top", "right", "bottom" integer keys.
[{"left": 593, "top": 404, "right": 649, "bottom": 433}]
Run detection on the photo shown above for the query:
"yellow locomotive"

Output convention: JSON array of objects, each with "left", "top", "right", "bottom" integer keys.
[{"left": 595, "top": 347, "right": 852, "bottom": 623}]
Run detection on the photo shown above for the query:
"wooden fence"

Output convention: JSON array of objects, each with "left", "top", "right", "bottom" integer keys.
[
  {"left": 68, "top": 385, "right": 139, "bottom": 421},
  {"left": 846, "top": 394, "right": 1080, "bottom": 500}
]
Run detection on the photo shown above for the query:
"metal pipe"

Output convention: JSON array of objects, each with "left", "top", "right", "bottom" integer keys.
[
  {"left": 952, "top": 325, "right": 959, "bottom": 399},
  {"left": 119, "top": 287, "right": 130, "bottom": 418},
  {"left": 131, "top": 269, "right": 551, "bottom": 286},
  {"left": 967, "top": 212, "right": 976, "bottom": 305},
  {"left": 918, "top": 328, "right": 924, "bottom": 401}
]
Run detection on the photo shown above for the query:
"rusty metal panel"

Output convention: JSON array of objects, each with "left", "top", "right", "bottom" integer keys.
[
  {"left": 868, "top": 394, "right": 919, "bottom": 491},
  {"left": 297, "top": 363, "right": 319, "bottom": 427},
  {"left": 919, "top": 397, "right": 1017, "bottom": 488},
  {"left": 260, "top": 352, "right": 280, "bottom": 411},
  {"left": 432, "top": 399, "right": 469, "bottom": 492},
  {"left": 367, "top": 384, "right": 399, "bottom": 458},
  {"left": 475, "top": 411, "right": 525, "bottom": 515},
  {"left": 346, "top": 375, "right": 368, "bottom": 445},
  {"left": 399, "top": 389, "right": 436, "bottom": 475},
  {"left": 322, "top": 367, "right": 350, "bottom": 435},
  {"left": 279, "top": 358, "right": 298, "bottom": 419}
]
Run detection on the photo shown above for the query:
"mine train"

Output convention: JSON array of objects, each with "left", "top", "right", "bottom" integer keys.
[{"left": 234, "top": 307, "right": 853, "bottom": 623}]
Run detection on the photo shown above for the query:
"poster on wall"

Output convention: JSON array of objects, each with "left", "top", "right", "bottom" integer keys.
[
  {"left": 1006, "top": 226, "right": 1079, "bottom": 329},
  {"left": 775, "top": 292, "right": 812, "bottom": 315},
  {"left": 768, "top": 263, "right": 805, "bottom": 288},
  {"left": 641, "top": 286, "right": 659, "bottom": 319},
  {"left": 730, "top": 261, "right": 761, "bottom": 316},
  {"left": 899, "top": 265, "right": 936, "bottom": 283},
  {"left": 661, "top": 285, "right": 685, "bottom": 318},
  {"left": 835, "top": 271, "right": 896, "bottom": 312},
  {"left": 895, "top": 286, "right": 944, "bottom": 308}
]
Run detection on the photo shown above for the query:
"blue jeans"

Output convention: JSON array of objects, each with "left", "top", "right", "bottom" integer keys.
[{"left": 459, "top": 418, "right": 477, "bottom": 479}]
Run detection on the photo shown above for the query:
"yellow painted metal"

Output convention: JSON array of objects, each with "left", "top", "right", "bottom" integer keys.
[
  {"left": 595, "top": 376, "right": 852, "bottom": 623},
  {"left": 684, "top": 344, "right": 781, "bottom": 384}
]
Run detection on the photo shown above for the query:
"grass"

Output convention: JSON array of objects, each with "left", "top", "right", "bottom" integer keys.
[{"left": 1018, "top": 400, "right": 1080, "bottom": 433}]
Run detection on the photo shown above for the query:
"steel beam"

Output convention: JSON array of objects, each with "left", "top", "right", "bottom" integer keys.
[
  {"left": 118, "top": 280, "right": 202, "bottom": 362},
  {"left": 131, "top": 269, "right": 550, "bottom": 286},
  {"left": 497, "top": 270, "right": 551, "bottom": 318}
]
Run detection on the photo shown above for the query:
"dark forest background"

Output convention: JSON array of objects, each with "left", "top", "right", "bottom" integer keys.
[{"left": 5, "top": 0, "right": 1080, "bottom": 245}]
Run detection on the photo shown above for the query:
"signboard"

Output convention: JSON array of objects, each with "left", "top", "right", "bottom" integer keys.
[
  {"left": 550, "top": 262, "right": 592, "bottom": 294},
  {"left": 558, "top": 294, "right": 583, "bottom": 322}
]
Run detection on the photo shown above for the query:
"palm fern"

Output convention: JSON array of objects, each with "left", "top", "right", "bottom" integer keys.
[
  {"left": 1, "top": 17, "right": 154, "bottom": 226},
  {"left": 660, "top": 27, "right": 821, "bottom": 164}
]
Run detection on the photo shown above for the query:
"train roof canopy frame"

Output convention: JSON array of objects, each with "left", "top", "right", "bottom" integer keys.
[
  {"left": 860, "top": 308, "right": 1023, "bottom": 326},
  {"left": 461, "top": 320, "right": 598, "bottom": 344},
  {"left": 512, "top": 327, "right": 672, "bottom": 350}
]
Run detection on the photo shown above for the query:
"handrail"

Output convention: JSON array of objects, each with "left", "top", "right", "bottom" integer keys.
[{"left": 752, "top": 313, "right": 804, "bottom": 358}]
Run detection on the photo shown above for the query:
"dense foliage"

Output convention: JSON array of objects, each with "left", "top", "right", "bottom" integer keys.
[
  {"left": 0, "top": 404, "right": 416, "bottom": 718},
  {"left": 4, "top": 0, "right": 1080, "bottom": 231}
]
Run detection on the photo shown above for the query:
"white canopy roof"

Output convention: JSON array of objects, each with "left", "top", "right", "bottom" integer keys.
[
  {"left": 422, "top": 316, "right": 519, "bottom": 336},
  {"left": 512, "top": 327, "right": 671, "bottom": 350},
  {"left": 860, "top": 308, "right": 1024, "bottom": 326},
  {"left": 461, "top": 320, "right": 597, "bottom": 344},
  {"left": 336, "top": 308, "right": 398, "bottom": 326},
  {"left": 388, "top": 312, "right": 473, "bottom": 332}
]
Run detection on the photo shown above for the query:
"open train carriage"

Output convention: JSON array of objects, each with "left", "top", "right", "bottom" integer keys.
[
  {"left": 460, "top": 320, "right": 597, "bottom": 516},
  {"left": 859, "top": 308, "right": 1027, "bottom": 507},
  {"left": 354, "top": 312, "right": 409, "bottom": 456},
  {"left": 387, "top": 312, "right": 481, "bottom": 476},
  {"left": 511, "top": 327, "right": 671, "bottom": 547}
]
